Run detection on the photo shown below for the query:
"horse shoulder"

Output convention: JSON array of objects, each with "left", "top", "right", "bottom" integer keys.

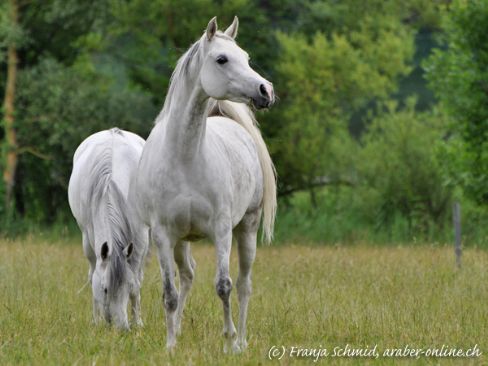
[
  {"left": 207, "top": 116, "right": 260, "bottom": 162},
  {"left": 206, "top": 116, "right": 263, "bottom": 220}
]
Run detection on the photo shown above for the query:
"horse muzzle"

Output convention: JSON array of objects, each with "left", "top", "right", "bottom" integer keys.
[{"left": 251, "top": 82, "right": 275, "bottom": 109}]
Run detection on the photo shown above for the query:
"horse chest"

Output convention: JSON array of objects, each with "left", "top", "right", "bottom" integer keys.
[{"left": 163, "top": 192, "right": 215, "bottom": 240}]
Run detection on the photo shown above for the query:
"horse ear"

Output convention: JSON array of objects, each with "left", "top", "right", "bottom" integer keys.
[
  {"left": 101, "top": 242, "right": 109, "bottom": 261},
  {"left": 206, "top": 16, "right": 218, "bottom": 41},
  {"left": 224, "top": 16, "right": 239, "bottom": 39},
  {"left": 124, "top": 243, "right": 133, "bottom": 258}
]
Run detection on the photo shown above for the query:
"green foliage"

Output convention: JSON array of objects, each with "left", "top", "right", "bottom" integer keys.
[
  {"left": 0, "top": 2, "right": 24, "bottom": 61},
  {"left": 274, "top": 187, "right": 376, "bottom": 244},
  {"left": 275, "top": 187, "right": 488, "bottom": 246},
  {"left": 91, "top": 0, "right": 265, "bottom": 98},
  {"left": 273, "top": 99, "right": 465, "bottom": 245},
  {"left": 271, "top": 7, "right": 414, "bottom": 198},
  {"left": 15, "top": 59, "right": 155, "bottom": 222},
  {"left": 360, "top": 98, "right": 452, "bottom": 234},
  {"left": 424, "top": 0, "right": 488, "bottom": 205},
  {"left": 19, "top": 0, "right": 111, "bottom": 66},
  {"left": 0, "top": 0, "right": 486, "bottom": 244}
]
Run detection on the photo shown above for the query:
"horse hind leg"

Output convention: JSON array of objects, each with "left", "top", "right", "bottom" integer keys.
[
  {"left": 130, "top": 228, "right": 150, "bottom": 328},
  {"left": 213, "top": 223, "right": 239, "bottom": 353},
  {"left": 235, "top": 213, "right": 259, "bottom": 350},
  {"left": 174, "top": 241, "right": 195, "bottom": 336},
  {"left": 152, "top": 226, "right": 179, "bottom": 350}
]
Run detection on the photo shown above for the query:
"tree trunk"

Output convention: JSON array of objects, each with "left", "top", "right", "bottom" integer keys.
[
  {"left": 2, "top": 0, "right": 19, "bottom": 212},
  {"left": 309, "top": 186, "right": 318, "bottom": 209}
]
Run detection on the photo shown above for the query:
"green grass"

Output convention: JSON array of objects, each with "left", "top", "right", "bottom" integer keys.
[{"left": 1, "top": 237, "right": 487, "bottom": 365}]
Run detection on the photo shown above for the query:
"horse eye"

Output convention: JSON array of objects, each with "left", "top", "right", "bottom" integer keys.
[
  {"left": 104, "top": 288, "right": 108, "bottom": 295},
  {"left": 216, "top": 55, "right": 228, "bottom": 65}
]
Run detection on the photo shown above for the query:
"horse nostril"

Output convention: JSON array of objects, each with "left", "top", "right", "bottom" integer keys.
[{"left": 259, "top": 84, "right": 267, "bottom": 97}]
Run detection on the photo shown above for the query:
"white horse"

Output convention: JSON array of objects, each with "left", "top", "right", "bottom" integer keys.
[
  {"left": 132, "top": 17, "right": 276, "bottom": 352},
  {"left": 68, "top": 128, "right": 149, "bottom": 329}
]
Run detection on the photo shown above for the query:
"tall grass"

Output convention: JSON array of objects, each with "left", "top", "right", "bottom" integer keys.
[
  {"left": 0, "top": 237, "right": 487, "bottom": 364},
  {"left": 2, "top": 186, "right": 488, "bottom": 248},
  {"left": 274, "top": 187, "right": 488, "bottom": 247}
]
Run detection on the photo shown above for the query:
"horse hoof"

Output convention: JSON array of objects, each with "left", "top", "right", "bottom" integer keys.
[
  {"left": 166, "top": 339, "right": 177, "bottom": 352},
  {"left": 224, "top": 341, "right": 241, "bottom": 354},
  {"left": 232, "top": 343, "right": 242, "bottom": 354},
  {"left": 238, "top": 339, "right": 248, "bottom": 351}
]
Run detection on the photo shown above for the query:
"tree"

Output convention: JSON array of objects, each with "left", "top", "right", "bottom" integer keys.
[
  {"left": 14, "top": 59, "right": 155, "bottom": 221},
  {"left": 0, "top": 0, "right": 152, "bottom": 222},
  {"left": 360, "top": 99, "right": 452, "bottom": 234},
  {"left": 424, "top": 0, "right": 488, "bottom": 205},
  {"left": 0, "top": 0, "right": 449, "bottom": 231},
  {"left": 271, "top": 3, "right": 415, "bottom": 202},
  {"left": 1, "top": 0, "right": 20, "bottom": 213}
]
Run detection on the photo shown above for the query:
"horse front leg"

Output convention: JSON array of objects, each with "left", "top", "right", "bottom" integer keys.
[
  {"left": 152, "top": 226, "right": 179, "bottom": 350},
  {"left": 130, "top": 289, "right": 143, "bottom": 327},
  {"left": 174, "top": 241, "right": 195, "bottom": 336},
  {"left": 214, "top": 222, "right": 239, "bottom": 353},
  {"left": 82, "top": 232, "right": 101, "bottom": 324},
  {"left": 235, "top": 228, "right": 257, "bottom": 351},
  {"left": 130, "top": 248, "right": 146, "bottom": 328}
]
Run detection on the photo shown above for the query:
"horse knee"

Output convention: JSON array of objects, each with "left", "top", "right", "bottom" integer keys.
[
  {"left": 216, "top": 277, "right": 232, "bottom": 301},
  {"left": 179, "top": 269, "right": 194, "bottom": 293},
  {"left": 182, "top": 267, "right": 194, "bottom": 283},
  {"left": 163, "top": 282, "right": 178, "bottom": 312}
]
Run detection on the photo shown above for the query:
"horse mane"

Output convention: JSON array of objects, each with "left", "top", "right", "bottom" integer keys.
[
  {"left": 210, "top": 100, "right": 277, "bottom": 243},
  {"left": 88, "top": 128, "right": 136, "bottom": 291},
  {"left": 156, "top": 31, "right": 235, "bottom": 124}
]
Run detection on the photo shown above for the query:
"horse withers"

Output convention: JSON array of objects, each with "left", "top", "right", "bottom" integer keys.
[{"left": 68, "top": 128, "right": 149, "bottom": 329}]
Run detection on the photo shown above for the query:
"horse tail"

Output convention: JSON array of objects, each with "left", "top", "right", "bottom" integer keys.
[{"left": 213, "top": 100, "right": 277, "bottom": 243}]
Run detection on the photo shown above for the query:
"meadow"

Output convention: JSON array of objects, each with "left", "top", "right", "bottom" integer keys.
[{"left": 1, "top": 236, "right": 487, "bottom": 365}]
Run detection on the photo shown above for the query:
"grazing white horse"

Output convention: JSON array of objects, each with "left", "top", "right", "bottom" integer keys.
[
  {"left": 132, "top": 16, "right": 276, "bottom": 352},
  {"left": 68, "top": 128, "right": 149, "bottom": 330}
]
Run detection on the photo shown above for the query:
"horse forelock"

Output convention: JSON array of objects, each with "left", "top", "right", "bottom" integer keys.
[
  {"left": 106, "top": 181, "right": 133, "bottom": 292},
  {"left": 213, "top": 31, "right": 235, "bottom": 42}
]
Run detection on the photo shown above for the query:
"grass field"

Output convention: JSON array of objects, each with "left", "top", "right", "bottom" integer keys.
[{"left": 1, "top": 237, "right": 487, "bottom": 365}]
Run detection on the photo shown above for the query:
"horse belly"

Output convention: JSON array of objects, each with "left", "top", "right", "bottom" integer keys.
[{"left": 215, "top": 142, "right": 261, "bottom": 223}]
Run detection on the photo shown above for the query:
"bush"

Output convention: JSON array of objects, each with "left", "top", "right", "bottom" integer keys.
[
  {"left": 359, "top": 98, "right": 452, "bottom": 235},
  {"left": 424, "top": 0, "right": 488, "bottom": 205},
  {"left": 13, "top": 58, "right": 156, "bottom": 223}
]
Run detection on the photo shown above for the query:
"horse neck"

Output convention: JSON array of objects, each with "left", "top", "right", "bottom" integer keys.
[{"left": 160, "top": 67, "right": 209, "bottom": 161}]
